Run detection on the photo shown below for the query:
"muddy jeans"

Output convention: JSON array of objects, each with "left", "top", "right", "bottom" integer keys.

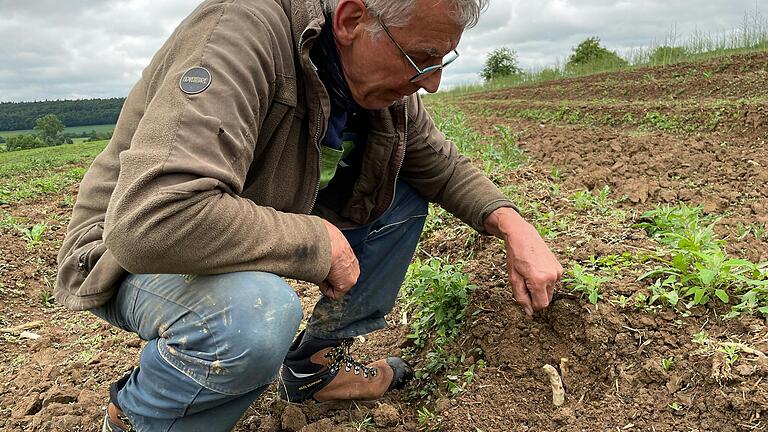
[{"left": 90, "top": 180, "right": 428, "bottom": 432}]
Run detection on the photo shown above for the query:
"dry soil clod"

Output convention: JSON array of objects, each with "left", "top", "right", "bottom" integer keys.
[{"left": 543, "top": 364, "right": 565, "bottom": 406}]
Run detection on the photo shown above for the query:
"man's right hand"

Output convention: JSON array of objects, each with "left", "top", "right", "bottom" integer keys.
[{"left": 320, "top": 220, "right": 359, "bottom": 300}]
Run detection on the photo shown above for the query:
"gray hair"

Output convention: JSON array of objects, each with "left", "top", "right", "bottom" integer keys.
[{"left": 322, "top": 0, "right": 488, "bottom": 31}]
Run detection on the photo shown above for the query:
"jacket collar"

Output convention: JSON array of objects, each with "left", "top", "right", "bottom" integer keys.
[{"left": 290, "top": 0, "right": 325, "bottom": 53}]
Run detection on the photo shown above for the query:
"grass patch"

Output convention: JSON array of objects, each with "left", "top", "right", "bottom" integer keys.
[
  {"left": 0, "top": 140, "right": 106, "bottom": 178},
  {"left": 0, "top": 140, "right": 106, "bottom": 204},
  {"left": 428, "top": 101, "right": 527, "bottom": 179}
]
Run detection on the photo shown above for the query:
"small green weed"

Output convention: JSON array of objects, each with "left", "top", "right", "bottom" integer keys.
[
  {"left": 661, "top": 357, "right": 675, "bottom": 371},
  {"left": 736, "top": 222, "right": 768, "bottom": 241},
  {"left": 0, "top": 212, "right": 20, "bottom": 229},
  {"left": 717, "top": 344, "right": 740, "bottom": 366},
  {"left": 417, "top": 406, "right": 441, "bottom": 430},
  {"left": 571, "top": 186, "right": 616, "bottom": 214},
  {"left": 564, "top": 264, "right": 611, "bottom": 304},
  {"left": 401, "top": 257, "right": 476, "bottom": 398},
  {"left": 40, "top": 290, "right": 55, "bottom": 308},
  {"left": 637, "top": 204, "right": 768, "bottom": 317},
  {"left": 402, "top": 257, "right": 474, "bottom": 348},
  {"left": 16, "top": 222, "right": 47, "bottom": 247},
  {"left": 350, "top": 415, "right": 374, "bottom": 432},
  {"left": 643, "top": 111, "right": 680, "bottom": 131},
  {"left": 611, "top": 295, "right": 631, "bottom": 308},
  {"left": 445, "top": 357, "right": 485, "bottom": 395}
]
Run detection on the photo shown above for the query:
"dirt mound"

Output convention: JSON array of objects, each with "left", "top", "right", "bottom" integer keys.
[{"left": 470, "top": 51, "right": 768, "bottom": 102}]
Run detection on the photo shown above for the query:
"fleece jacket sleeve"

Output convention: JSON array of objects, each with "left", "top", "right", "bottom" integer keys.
[
  {"left": 103, "top": 2, "right": 331, "bottom": 283},
  {"left": 399, "top": 94, "right": 518, "bottom": 233}
]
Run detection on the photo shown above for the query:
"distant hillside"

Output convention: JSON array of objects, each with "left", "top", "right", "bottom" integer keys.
[{"left": 0, "top": 98, "right": 125, "bottom": 131}]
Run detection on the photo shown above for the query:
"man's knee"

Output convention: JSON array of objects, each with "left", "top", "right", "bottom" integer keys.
[
  {"left": 217, "top": 273, "right": 302, "bottom": 372},
  {"left": 163, "top": 272, "right": 303, "bottom": 393}
]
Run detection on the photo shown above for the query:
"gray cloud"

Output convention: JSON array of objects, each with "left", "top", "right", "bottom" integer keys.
[{"left": 0, "top": 0, "right": 764, "bottom": 101}]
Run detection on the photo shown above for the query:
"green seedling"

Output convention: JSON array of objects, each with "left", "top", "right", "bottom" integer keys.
[
  {"left": 661, "top": 357, "right": 675, "bottom": 371},
  {"left": 350, "top": 415, "right": 374, "bottom": 432},
  {"left": 16, "top": 222, "right": 47, "bottom": 247},
  {"left": 417, "top": 406, "right": 438, "bottom": 427},
  {"left": 0, "top": 212, "right": 20, "bottom": 229},
  {"left": 40, "top": 290, "right": 55, "bottom": 308},
  {"left": 691, "top": 331, "right": 710, "bottom": 346},
  {"left": 717, "top": 344, "right": 740, "bottom": 366},
  {"left": 668, "top": 402, "right": 683, "bottom": 412},
  {"left": 564, "top": 264, "right": 611, "bottom": 304},
  {"left": 611, "top": 295, "right": 631, "bottom": 308},
  {"left": 549, "top": 183, "right": 561, "bottom": 197},
  {"left": 571, "top": 186, "right": 615, "bottom": 214},
  {"left": 550, "top": 166, "right": 562, "bottom": 181}
]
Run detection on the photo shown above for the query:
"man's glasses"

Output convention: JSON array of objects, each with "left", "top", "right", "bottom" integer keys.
[{"left": 377, "top": 17, "right": 459, "bottom": 83}]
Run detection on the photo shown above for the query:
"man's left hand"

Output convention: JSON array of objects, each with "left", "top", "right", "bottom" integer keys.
[{"left": 484, "top": 207, "right": 563, "bottom": 316}]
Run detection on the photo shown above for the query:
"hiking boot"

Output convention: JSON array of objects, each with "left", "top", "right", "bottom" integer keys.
[
  {"left": 102, "top": 370, "right": 136, "bottom": 432},
  {"left": 279, "top": 330, "right": 412, "bottom": 403}
]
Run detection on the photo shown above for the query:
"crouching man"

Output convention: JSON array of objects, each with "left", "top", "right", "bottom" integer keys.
[{"left": 56, "top": 0, "right": 562, "bottom": 430}]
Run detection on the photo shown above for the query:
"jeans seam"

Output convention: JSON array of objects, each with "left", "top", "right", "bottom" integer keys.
[{"left": 163, "top": 384, "right": 205, "bottom": 431}]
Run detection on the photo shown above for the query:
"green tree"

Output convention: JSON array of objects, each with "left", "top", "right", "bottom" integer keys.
[
  {"left": 481, "top": 47, "right": 522, "bottom": 81},
  {"left": 6, "top": 134, "right": 45, "bottom": 151},
  {"left": 567, "top": 37, "right": 627, "bottom": 71},
  {"left": 34, "top": 114, "right": 66, "bottom": 146}
]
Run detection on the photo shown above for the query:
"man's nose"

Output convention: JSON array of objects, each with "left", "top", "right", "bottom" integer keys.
[{"left": 418, "top": 69, "right": 443, "bottom": 93}]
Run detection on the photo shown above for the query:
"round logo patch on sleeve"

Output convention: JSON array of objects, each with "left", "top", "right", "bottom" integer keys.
[{"left": 179, "top": 67, "right": 212, "bottom": 95}]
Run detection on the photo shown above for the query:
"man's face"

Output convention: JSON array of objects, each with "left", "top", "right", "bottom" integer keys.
[{"left": 333, "top": 0, "right": 464, "bottom": 110}]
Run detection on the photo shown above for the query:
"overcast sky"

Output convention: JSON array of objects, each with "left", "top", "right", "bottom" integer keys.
[{"left": 0, "top": 0, "right": 763, "bottom": 102}]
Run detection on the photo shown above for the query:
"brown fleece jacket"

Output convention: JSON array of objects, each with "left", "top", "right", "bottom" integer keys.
[{"left": 55, "top": 0, "right": 516, "bottom": 311}]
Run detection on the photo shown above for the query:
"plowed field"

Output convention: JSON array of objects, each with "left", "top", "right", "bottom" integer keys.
[{"left": 1, "top": 52, "right": 766, "bottom": 431}]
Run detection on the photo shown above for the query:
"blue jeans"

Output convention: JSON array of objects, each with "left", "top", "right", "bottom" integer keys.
[{"left": 90, "top": 180, "right": 428, "bottom": 431}]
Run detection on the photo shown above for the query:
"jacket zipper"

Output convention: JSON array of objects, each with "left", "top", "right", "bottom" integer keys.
[
  {"left": 307, "top": 106, "right": 323, "bottom": 213},
  {"left": 298, "top": 27, "right": 325, "bottom": 214},
  {"left": 372, "top": 101, "right": 408, "bottom": 219}
]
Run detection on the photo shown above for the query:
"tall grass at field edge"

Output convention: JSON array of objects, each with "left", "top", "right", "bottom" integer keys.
[{"left": 440, "top": 9, "right": 768, "bottom": 97}]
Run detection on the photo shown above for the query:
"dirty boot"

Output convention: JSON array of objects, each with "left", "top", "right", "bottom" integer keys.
[
  {"left": 279, "top": 330, "right": 412, "bottom": 403},
  {"left": 102, "top": 370, "right": 135, "bottom": 432}
]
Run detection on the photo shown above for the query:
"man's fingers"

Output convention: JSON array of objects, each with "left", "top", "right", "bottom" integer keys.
[
  {"left": 509, "top": 267, "right": 533, "bottom": 316},
  {"left": 528, "top": 279, "right": 551, "bottom": 311},
  {"left": 319, "top": 281, "right": 334, "bottom": 299}
]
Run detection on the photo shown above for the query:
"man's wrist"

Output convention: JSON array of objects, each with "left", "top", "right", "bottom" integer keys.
[{"left": 483, "top": 206, "right": 525, "bottom": 238}]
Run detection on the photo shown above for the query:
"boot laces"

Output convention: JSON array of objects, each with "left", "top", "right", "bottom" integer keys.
[{"left": 325, "top": 339, "right": 378, "bottom": 378}]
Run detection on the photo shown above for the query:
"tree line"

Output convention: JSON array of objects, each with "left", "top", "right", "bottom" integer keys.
[
  {"left": 0, "top": 98, "right": 124, "bottom": 131},
  {"left": 481, "top": 37, "right": 687, "bottom": 82}
]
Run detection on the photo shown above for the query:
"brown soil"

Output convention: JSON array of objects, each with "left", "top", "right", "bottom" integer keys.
[
  {"left": 471, "top": 51, "right": 768, "bottom": 103},
  {"left": 2, "top": 51, "right": 767, "bottom": 431}
]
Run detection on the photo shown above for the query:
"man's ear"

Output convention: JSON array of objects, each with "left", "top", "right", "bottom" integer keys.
[{"left": 332, "top": 0, "right": 369, "bottom": 46}]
